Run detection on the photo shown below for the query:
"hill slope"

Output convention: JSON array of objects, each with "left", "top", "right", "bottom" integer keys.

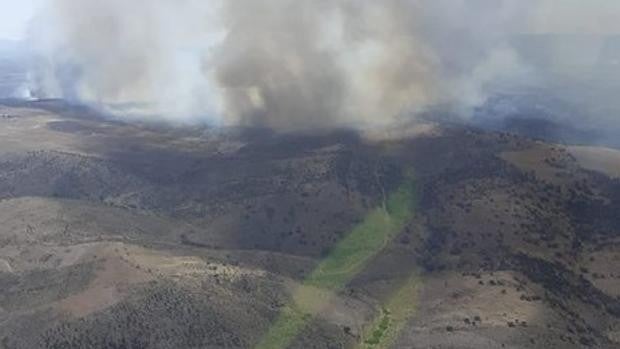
[{"left": 0, "top": 100, "right": 619, "bottom": 348}]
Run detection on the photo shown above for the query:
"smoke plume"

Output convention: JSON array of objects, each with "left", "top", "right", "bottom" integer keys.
[{"left": 27, "top": 0, "right": 620, "bottom": 130}]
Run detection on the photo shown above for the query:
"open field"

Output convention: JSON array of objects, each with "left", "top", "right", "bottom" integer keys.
[{"left": 569, "top": 145, "right": 620, "bottom": 178}]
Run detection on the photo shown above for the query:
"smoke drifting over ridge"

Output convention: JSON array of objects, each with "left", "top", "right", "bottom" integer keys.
[{"left": 27, "top": 0, "right": 620, "bottom": 130}]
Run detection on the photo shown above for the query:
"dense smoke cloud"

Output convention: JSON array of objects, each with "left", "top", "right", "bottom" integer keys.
[{"left": 27, "top": 0, "right": 620, "bottom": 130}]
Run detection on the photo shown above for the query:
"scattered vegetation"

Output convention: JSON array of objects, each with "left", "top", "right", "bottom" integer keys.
[
  {"left": 257, "top": 174, "right": 417, "bottom": 349},
  {"left": 361, "top": 274, "right": 420, "bottom": 349}
]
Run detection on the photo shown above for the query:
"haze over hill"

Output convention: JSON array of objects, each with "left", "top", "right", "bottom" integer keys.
[
  {"left": 14, "top": 0, "right": 619, "bottom": 131},
  {"left": 0, "top": 2, "right": 620, "bottom": 349}
]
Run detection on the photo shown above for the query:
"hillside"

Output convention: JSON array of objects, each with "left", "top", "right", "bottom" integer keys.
[{"left": 0, "top": 100, "right": 619, "bottom": 348}]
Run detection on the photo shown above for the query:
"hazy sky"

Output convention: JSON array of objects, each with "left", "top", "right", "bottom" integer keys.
[
  {"left": 3, "top": 0, "right": 619, "bottom": 128},
  {"left": 529, "top": 0, "right": 620, "bottom": 34},
  {"left": 0, "top": 0, "right": 43, "bottom": 40},
  {"left": 1, "top": 0, "right": 619, "bottom": 41}
]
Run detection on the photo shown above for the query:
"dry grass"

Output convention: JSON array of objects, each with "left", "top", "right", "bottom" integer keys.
[{"left": 569, "top": 146, "right": 620, "bottom": 178}]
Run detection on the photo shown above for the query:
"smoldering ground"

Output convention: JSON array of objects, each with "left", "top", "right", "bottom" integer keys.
[{"left": 26, "top": 0, "right": 620, "bottom": 131}]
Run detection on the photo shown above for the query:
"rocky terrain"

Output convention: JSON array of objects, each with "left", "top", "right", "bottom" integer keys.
[{"left": 0, "top": 99, "right": 619, "bottom": 348}]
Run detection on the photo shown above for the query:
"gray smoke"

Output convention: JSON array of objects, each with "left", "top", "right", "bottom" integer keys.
[{"left": 27, "top": 0, "right": 620, "bottom": 130}]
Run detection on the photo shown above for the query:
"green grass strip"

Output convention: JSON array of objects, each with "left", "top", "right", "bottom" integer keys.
[
  {"left": 360, "top": 274, "right": 420, "bottom": 349},
  {"left": 256, "top": 174, "right": 417, "bottom": 349}
]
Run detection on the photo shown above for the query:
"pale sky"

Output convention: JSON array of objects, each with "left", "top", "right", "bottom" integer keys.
[
  {"left": 0, "top": 1, "right": 618, "bottom": 41},
  {"left": 529, "top": 0, "right": 620, "bottom": 35},
  {"left": 0, "top": 0, "right": 43, "bottom": 40}
]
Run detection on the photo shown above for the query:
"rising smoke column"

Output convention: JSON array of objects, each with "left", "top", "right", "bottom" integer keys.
[
  {"left": 29, "top": 0, "right": 224, "bottom": 120},
  {"left": 31, "top": 0, "right": 613, "bottom": 130},
  {"left": 215, "top": 0, "right": 444, "bottom": 129}
]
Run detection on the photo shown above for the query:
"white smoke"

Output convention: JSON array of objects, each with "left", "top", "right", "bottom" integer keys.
[{"left": 27, "top": 0, "right": 620, "bottom": 130}]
